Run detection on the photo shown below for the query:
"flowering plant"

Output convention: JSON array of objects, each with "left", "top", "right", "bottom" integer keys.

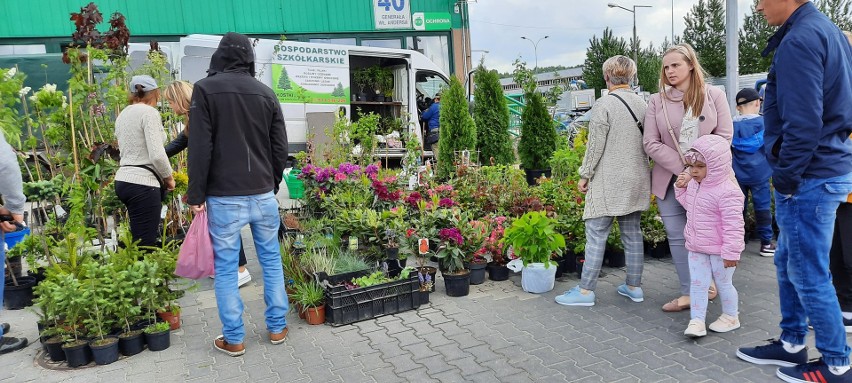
[
  {"left": 641, "top": 197, "right": 667, "bottom": 246},
  {"left": 370, "top": 175, "right": 402, "bottom": 210},
  {"left": 435, "top": 227, "right": 466, "bottom": 274},
  {"left": 472, "top": 216, "right": 510, "bottom": 265}
]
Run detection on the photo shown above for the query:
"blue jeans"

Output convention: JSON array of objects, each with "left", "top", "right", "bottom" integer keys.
[
  {"left": 740, "top": 181, "right": 774, "bottom": 243},
  {"left": 207, "top": 192, "right": 287, "bottom": 344},
  {"left": 775, "top": 173, "right": 852, "bottom": 367}
]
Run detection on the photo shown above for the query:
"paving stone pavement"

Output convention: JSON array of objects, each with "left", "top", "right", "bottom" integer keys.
[{"left": 2, "top": 238, "right": 851, "bottom": 382}]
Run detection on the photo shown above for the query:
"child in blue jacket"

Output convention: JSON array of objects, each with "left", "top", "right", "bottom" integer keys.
[{"left": 732, "top": 88, "right": 775, "bottom": 257}]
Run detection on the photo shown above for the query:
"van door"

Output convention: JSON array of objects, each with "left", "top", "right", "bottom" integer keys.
[{"left": 414, "top": 70, "right": 449, "bottom": 156}]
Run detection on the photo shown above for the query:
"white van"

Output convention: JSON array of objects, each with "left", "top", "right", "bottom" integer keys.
[{"left": 176, "top": 34, "right": 449, "bottom": 159}]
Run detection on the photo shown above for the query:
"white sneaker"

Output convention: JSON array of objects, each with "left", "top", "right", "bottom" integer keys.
[
  {"left": 708, "top": 313, "right": 741, "bottom": 333},
  {"left": 684, "top": 319, "right": 707, "bottom": 338},
  {"left": 238, "top": 269, "right": 252, "bottom": 287}
]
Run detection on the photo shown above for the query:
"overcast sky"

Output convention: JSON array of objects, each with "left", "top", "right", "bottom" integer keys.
[{"left": 468, "top": 0, "right": 757, "bottom": 73}]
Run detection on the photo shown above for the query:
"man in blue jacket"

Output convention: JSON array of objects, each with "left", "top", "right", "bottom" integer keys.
[
  {"left": 736, "top": 1, "right": 852, "bottom": 381},
  {"left": 420, "top": 93, "right": 440, "bottom": 150}
]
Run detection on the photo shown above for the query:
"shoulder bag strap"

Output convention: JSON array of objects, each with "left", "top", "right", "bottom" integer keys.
[
  {"left": 124, "top": 164, "right": 167, "bottom": 201},
  {"left": 660, "top": 95, "right": 687, "bottom": 166},
  {"left": 610, "top": 93, "right": 643, "bottom": 134}
]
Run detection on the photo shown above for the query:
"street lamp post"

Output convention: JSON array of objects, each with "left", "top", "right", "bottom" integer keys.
[
  {"left": 520, "top": 36, "right": 549, "bottom": 70},
  {"left": 607, "top": 3, "right": 652, "bottom": 70}
]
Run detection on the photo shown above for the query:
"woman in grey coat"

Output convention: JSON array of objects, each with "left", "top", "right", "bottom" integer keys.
[{"left": 555, "top": 55, "right": 650, "bottom": 307}]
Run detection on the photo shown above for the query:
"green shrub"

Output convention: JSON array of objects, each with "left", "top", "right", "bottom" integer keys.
[
  {"left": 518, "top": 92, "right": 557, "bottom": 170},
  {"left": 437, "top": 76, "right": 477, "bottom": 179},
  {"left": 473, "top": 64, "right": 514, "bottom": 165}
]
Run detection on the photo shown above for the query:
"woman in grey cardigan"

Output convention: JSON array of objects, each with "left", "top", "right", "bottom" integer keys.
[{"left": 556, "top": 55, "right": 650, "bottom": 307}]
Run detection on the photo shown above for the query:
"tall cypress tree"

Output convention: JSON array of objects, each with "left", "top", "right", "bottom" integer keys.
[
  {"left": 473, "top": 64, "right": 514, "bottom": 165},
  {"left": 682, "top": 0, "right": 726, "bottom": 77},
  {"left": 518, "top": 92, "right": 556, "bottom": 171},
  {"left": 437, "top": 76, "right": 477, "bottom": 179},
  {"left": 739, "top": 0, "right": 776, "bottom": 74}
]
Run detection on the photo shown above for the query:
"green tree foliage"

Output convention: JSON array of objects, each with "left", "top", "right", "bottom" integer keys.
[
  {"left": 682, "top": 0, "right": 726, "bottom": 77},
  {"left": 437, "top": 76, "right": 477, "bottom": 179},
  {"left": 816, "top": 0, "right": 852, "bottom": 30},
  {"left": 518, "top": 92, "right": 557, "bottom": 170},
  {"left": 473, "top": 64, "right": 515, "bottom": 165},
  {"left": 582, "top": 28, "right": 629, "bottom": 95},
  {"left": 635, "top": 38, "right": 662, "bottom": 94},
  {"left": 277, "top": 66, "right": 291, "bottom": 90},
  {"left": 332, "top": 82, "right": 345, "bottom": 97},
  {"left": 739, "top": 0, "right": 776, "bottom": 74}
]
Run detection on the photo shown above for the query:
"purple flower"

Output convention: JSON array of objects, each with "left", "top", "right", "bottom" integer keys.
[
  {"left": 337, "top": 162, "right": 360, "bottom": 175},
  {"left": 438, "top": 198, "right": 456, "bottom": 208},
  {"left": 439, "top": 228, "right": 464, "bottom": 246},
  {"left": 364, "top": 164, "right": 379, "bottom": 176}
]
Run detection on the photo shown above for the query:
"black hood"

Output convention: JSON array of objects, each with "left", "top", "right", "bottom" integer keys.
[{"left": 207, "top": 32, "right": 256, "bottom": 77}]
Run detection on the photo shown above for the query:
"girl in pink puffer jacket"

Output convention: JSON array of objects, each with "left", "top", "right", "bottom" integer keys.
[{"left": 674, "top": 134, "right": 745, "bottom": 338}]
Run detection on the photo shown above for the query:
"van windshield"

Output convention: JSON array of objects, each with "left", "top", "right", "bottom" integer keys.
[{"left": 415, "top": 71, "right": 448, "bottom": 112}]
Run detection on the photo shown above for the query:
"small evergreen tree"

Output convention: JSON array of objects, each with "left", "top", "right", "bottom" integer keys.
[
  {"left": 518, "top": 92, "right": 557, "bottom": 170},
  {"left": 473, "top": 63, "right": 514, "bottom": 165},
  {"left": 739, "top": 0, "right": 776, "bottom": 74},
  {"left": 437, "top": 76, "right": 477, "bottom": 179},
  {"left": 277, "top": 66, "right": 291, "bottom": 90},
  {"left": 682, "top": 0, "right": 726, "bottom": 77},
  {"left": 331, "top": 82, "right": 345, "bottom": 97}
]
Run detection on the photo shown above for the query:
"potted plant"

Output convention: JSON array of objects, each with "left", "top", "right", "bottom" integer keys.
[
  {"left": 144, "top": 322, "right": 171, "bottom": 352},
  {"left": 641, "top": 199, "right": 669, "bottom": 258},
  {"left": 380, "top": 68, "right": 394, "bottom": 102},
  {"left": 480, "top": 216, "right": 510, "bottom": 281},
  {"left": 294, "top": 281, "right": 326, "bottom": 325},
  {"left": 434, "top": 227, "right": 470, "bottom": 297},
  {"left": 460, "top": 216, "right": 489, "bottom": 285},
  {"left": 80, "top": 262, "right": 120, "bottom": 365},
  {"left": 33, "top": 276, "right": 65, "bottom": 362},
  {"left": 518, "top": 92, "right": 557, "bottom": 186},
  {"left": 501, "top": 211, "right": 565, "bottom": 294},
  {"left": 369, "top": 66, "right": 386, "bottom": 102},
  {"left": 111, "top": 260, "right": 145, "bottom": 356},
  {"left": 354, "top": 67, "right": 371, "bottom": 101},
  {"left": 138, "top": 259, "right": 170, "bottom": 351},
  {"left": 55, "top": 273, "right": 93, "bottom": 368}
]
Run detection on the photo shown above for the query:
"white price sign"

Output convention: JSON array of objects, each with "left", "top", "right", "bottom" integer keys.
[{"left": 374, "top": 0, "right": 411, "bottom": 30}]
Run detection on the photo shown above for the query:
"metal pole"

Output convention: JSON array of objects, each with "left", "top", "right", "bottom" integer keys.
[
  {"left": 672, "top": 0, "right": 674, "bottom": 43},
  {"left": 725, "top": 0, "right": 738, "bottom": 112},
  {"left": 633, "top": 8, "right": 638, "bottom": 67}
]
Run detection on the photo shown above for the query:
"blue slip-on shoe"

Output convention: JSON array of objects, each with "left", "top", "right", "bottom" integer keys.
[
  {"left": 555, "top": 286, "right": 595, "bottom": 306},
  {"left": 736, "top": 339, "right": 809, "bottom": 367},
  {"left": 777, "top": 359, "right": 851, "bottom": 383},
  {"left": 617, "top": 284, "right": 644, "bottom": 303}
]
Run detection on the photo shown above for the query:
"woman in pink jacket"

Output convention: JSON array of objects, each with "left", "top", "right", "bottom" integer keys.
[
  {"left": 643, "top": 43, "right": 733, "bottom": 312},
  {"left": 674, "top": 134, "right": 744, "bottom": 337}
]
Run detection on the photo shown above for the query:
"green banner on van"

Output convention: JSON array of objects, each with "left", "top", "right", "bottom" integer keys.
[{"left": 412, "top": 12, "right": 452, "bottom": 31}]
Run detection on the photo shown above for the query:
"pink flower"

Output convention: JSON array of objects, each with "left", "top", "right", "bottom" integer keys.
[{"left": 334, "top": 173, "right": 347, "bottom": 182}]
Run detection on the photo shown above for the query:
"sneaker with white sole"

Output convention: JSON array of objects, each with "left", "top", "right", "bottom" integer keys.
[
  {"left": 736, "top": 339, "right": 809, "bottom": 367},
  {"left": 843, "top": 316, "right": 852, "bottom": 334},
  {"left": 776, "top": 358, "right": 852, "bottom": 383},
  {"left": 554, "top": 286, "right": 596, "bottom": 306},
  {"left": 238, "top": 269, "right": 252, "bottom": 288},
  {"left": 708, "top": 313, "right": 740, "bottom": 333},
  {"left": 616, "top": 284, "right": 644, "bottom": 302},
  {"left": 760, "top": 242, "right": 776, "bottom": 257},
  {"left": 684, "top": 319, "right": 707, "bottom": 338}
]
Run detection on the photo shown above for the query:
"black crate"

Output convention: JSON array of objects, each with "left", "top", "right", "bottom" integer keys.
[
  {"left": 325, "top": 276, "right": 421, "bottom": 326},
  {"left": 315, "top": 269, "right": 371, "bottom": 286}
]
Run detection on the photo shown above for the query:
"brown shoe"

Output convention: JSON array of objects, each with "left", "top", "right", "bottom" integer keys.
[
  {"left": 270, "top": 327, "right": 288, "bottom": 345},
  {"left": 214, "top": 335, "right": 245, "bottom": 357},
  {"left": 662, "top": 298, "right": 690, "bottom": 312}
]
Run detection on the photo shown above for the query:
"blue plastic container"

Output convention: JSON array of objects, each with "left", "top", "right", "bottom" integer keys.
[{"left": 4, "top": 227, "right": 30, "bottom": 250}]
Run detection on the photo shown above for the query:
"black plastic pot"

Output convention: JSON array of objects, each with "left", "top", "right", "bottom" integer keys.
[
  {"left": 44, "top": 337, "right": 66, "bottom": 362},
  {"left": 605, "top": 248, "right": 626, "bottom": 268},
  {"left": 487, "top": 262, "right": 510, "bottom": 281},
  {"left": 89, "top": 337, "right": 119, "bottom": 365},
  {"left": 553, "top": 256, "right": 565, "bottom": 278},
  {"left": 443, "top": 270, "right": 471, "bottom": 297},
  {"left": 118, "top": 330, "right": 145, "bottom": 356},
  {"left": 646, "top": 241, "right": 670, "bottom": 259},
  {"left": 386, "top": 258, "right": 407, "bottom": 278},
  {"left": 467, "top": 261, "right": 487, "bottom": 285},
  {"left": 576, "top": 256, "right": 586, "bottom": 279},
  {"left": 4, "top": 256, "right": 22, "bottom": 280},
  {"left": 3, "top": 275, "right": 36, "bottom": 310},
  {"left": 524, "top": 168, "right": 552, "bottom": 186},
  {"left": 385, "top": 247, "right": 399, "bottom": 260},
  {"left": 144, "top": 329, "right": 170, "bottom": 352},
  {"left": 62, "top": 340, "right": 92, "bottom": 368},
  {"left": 418, "top": 290, "right": 430, "bottom": 305},
  {"left": 28, "top": 269, "right": 47, "bottom": 285}
]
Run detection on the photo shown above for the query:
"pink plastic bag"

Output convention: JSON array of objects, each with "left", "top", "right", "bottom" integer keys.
[{"left": 175, "top": 210, "right": 215, "bottom": 279}]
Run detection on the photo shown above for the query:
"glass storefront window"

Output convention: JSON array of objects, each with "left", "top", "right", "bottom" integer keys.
[
  {"left": 361, "top": 39, "right": 402, "bottom": 49},
  {"left": 310, "top": 38, "right": 357, "bottom": 46},
  {"left": 406, "top": 36, "right": 450, "bottom": 75}
]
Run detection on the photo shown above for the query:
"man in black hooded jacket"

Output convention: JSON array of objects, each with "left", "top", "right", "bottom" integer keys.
[{"left": 187, "top": 32, "right": 289, "bottom": 357}]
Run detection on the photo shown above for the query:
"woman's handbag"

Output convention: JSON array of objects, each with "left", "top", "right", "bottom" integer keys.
[{"left": 175, "top": 210, "right": 215, "bottom": 279}]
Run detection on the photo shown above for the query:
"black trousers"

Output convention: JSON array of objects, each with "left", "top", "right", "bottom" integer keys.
[
  {"left": 115, "top": 181, "right": 162, "bottom": 248},
  {"left": 830, "top": 202, "right": 852, "bottom": 312}
]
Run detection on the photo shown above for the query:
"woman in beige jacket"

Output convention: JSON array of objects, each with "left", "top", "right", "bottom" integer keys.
[{"left": 643, "top": 44, "right": 733, "bottom": 312}]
